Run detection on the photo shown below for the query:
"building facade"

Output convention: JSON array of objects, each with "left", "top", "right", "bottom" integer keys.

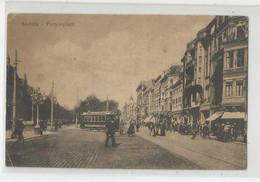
[
  {"left": 122, "top": 95, "right": 136, "bottom": 123},
  {"left": 182, "top": 16, "right": 248, "bottom": 126},
  {"left": 135, "top": 15, "right": 248, "bottom": 128},
  {"left": 6, "top": 53, "right": 32, "bottom": 129}
]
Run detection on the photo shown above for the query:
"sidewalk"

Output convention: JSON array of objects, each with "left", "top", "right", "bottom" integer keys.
[
  {"left": 136, "top": 126, "right": 247, "bottom": 170},
  {"left": 5, "top": 124, "right": 78, "bottom": 143}
]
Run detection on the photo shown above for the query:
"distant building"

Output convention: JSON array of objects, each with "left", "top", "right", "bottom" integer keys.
[
  {"left": 122, "top": 95, "right": 137, "bottom": 123},
  {"left": 136, "top": 80, "right": 153, "bottom": 123},
  {"left": 6, "top": 53, "right": 32, "bottom": 129},
  {"left": 170, "top": 76, "right": 183, "bottom": 123}
]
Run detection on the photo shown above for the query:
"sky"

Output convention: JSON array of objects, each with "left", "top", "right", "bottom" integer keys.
[{"left": 7, "top": 14, "right": 214, "bottom": 110}]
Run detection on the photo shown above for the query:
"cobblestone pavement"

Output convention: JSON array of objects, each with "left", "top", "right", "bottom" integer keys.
[
  {"left": 137, "top": 126, "right": 247, "bottom": 170},
  {"left": 6, "top": 128, "right": 202, "bottom": 169}
]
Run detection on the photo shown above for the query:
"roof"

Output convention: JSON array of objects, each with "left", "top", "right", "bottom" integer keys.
[
  {"left": 160, "top": 65, "right": 182, "bottom": 83},
  {"left": 170, "top": 79, "right": 182, "bottom": 89},
  {"left": 136, "top": 80, "right": 153, "bottom": 92}
]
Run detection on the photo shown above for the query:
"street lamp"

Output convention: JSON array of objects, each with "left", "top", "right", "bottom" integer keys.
[
  {"left": 50, "top": 95, "right": 57, "bottom": 131},
  {"left": 31, "top": 87, "right": 46, "bottom": 134},
  {"left": 30, "top": 89, "right": 36, "bottom": 123}
]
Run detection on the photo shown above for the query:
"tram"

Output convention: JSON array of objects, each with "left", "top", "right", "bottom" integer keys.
[{"left": 80, "top": 111, "right": 119, "bottom": 131}]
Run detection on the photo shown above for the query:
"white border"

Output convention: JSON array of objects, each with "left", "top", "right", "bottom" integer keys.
[{"left": 1, "top": 1, "right": 260, "bottom": 181}]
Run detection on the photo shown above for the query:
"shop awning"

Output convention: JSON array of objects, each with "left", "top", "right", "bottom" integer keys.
[
  {"left": 143, "top": 116, "right": 154, "bottom": 123},
  {"left": 205, "top": 111, "right": 224, "bottom": 122},
  {"left": 221, "top": 112, "right": 245, "bottom": 120}
]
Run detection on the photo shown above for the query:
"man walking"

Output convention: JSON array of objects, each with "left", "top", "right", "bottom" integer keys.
[{"left": 105, "top": 118, "right": 116, "bottom": 147}]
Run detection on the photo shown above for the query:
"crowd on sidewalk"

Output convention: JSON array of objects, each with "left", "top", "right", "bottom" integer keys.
[{"left": 144, "top": 120, "right": 246, "bottom": 143}]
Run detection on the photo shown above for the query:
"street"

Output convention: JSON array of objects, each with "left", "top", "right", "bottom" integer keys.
[
  {"left": 5, "top": 125, "right": 246, "bottom": 169},
  {"left": 6, "top": 127, "right": 201, "bottom": 169}
]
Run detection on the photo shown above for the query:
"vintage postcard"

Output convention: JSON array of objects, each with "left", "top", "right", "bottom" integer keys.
[{"left": 5, "top": 14, "right": 248, "bottom": 170}]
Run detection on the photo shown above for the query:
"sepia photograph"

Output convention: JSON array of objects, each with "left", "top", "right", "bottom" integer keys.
[{"left": 5, "top": 14, "right": 248, "bottom": 170}]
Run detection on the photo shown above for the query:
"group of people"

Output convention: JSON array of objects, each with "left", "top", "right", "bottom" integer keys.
[
  {"left": 212, "top": 121, "right": 244, "bottom": 142},
  {"left": 148, "top": 121, "right": 166, "bottom": 137}
]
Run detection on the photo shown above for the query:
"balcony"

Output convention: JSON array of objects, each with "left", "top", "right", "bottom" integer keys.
[
  {"left": 223, "top": 67, "right": 247, "bottom": 75},
  {"left": 222, "top": 96, "right": 246, "bottom": 106}
]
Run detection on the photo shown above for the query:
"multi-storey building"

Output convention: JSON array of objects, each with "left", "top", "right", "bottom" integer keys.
[
  {"left": 182, "top": 16, "right": 248, "bottom": 125},
  {"left": 136, "top": 80, "right": 153, "bottom": 123},
  {"left": 170, "top": 74, "right": 183, "bottom": 123},
  {"left": 122, "top": 95, "right": 136, "bottom": 123},
  {"left": 161, "top": 65, "right": 182, "bottom": 112},
  {"left": 137, "top": 66, "right": 182, "bottom": 123},
  {"left": 221, "top": 16, "right": 248, "bottom": 114}
]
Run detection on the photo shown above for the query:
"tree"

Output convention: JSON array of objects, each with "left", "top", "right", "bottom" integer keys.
[{"left": 76, "top": 94, "right": 120, "bottom": 114}]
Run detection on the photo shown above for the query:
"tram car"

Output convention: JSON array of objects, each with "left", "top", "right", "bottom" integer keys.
[{"left": 80, "top": 111, "right": 119, "bottom": 131}]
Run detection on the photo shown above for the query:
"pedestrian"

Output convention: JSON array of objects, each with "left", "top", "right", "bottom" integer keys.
[
  {"left": 202, "top": 123, "right": 211, "bottom": 139},
  {"left": 14, "top": 119, "right": 25, "bottom": 145},
  {"left": 191, "top": 124, "right": 198, "bottom": 140},
  {"left": 39, "top": 120, "right": 44, "bottom": 135},
  {"left": 58, "top": 120, "right": 62, "bottom": 129},
  {"left": 119, "top": 119, "right": 124, "bottom": 135},
  {"left": 105, "top": 118, "right": 116, "bottom": 147},
  {"left": 54, "top": 120, "right": 59, "bottom": 130},
  {"left": 223, "top": 122, "right": 231, "bottom": 142},
  {"left": 127, "top": 123, "right": 135, "bottom": 137},
  {"left": 161, "top": 120, "right": 166, "bottom": 136},
  {"left": 150, "top": 123, "right": 155, "bottom": 136},
  {"left": 136, "top": 122, "right": 140, "bottom": 132}
]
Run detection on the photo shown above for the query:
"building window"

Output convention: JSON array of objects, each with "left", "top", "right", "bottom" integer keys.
[
  {"left": 199, "top": 46, "right": 202, "bottom": 56},
  {"left": 237, "top": 25, "right": 246, "bottom": 39},
  {"left": 218, "top": 35, "right": 222, "bottom": 49},
  {"left": 199, "top": 67, "right": 201, "bottom": 72},
  {"left": 226, "top": 51, "right": 234, "bottom": 68},
  {"left": 205, "top": 60, "right": 209, "bottom": 77},
  {"left": 228, "top": 27, "right": 236, "bottom": 40},
  {"left": 236, "top": 81, "right": 243, "bottom": 96},
  {"left": 237, "top": 49, "right": 245, "bottom": 67},
  {"left": 214, "top": 38, "right": 218, "bottom": 52},
  {"left": 225, "top": 82, "right": 233, "bottom": 97},
  {"left": 223, "top": 30, "right": 227, "bottom": 42},
  {"left": 170, "top": 104, "right": 172, "bottom": 111}
]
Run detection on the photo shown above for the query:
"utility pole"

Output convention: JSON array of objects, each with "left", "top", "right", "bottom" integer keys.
[
  {"left": 51, "top": 80, "right": 54, "bottom": 130},
  {"left": 106, "top": 95, "right": 109, "bottom": 112},
  {"left": 31, "top": 90, "right": 35, "bottom": 122},
  {"left": 75, "top": 88, "right": 78, "bottom": 126},
  {"left": 11, "top": 50, "right": 18, "bottom": 138}
]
